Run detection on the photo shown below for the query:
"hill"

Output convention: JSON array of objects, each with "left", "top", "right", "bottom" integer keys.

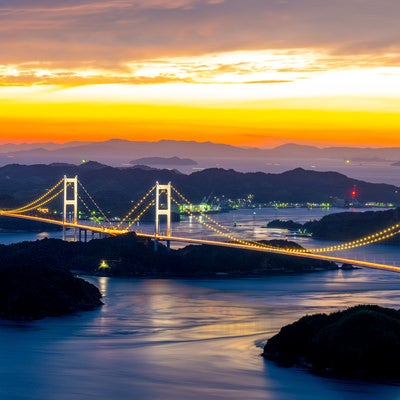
[
  {"left": 263, "top": 305, "right": 400, "bottom": 381},
  {"left": 0, "top": 163, "right": 398, "bottom": 220},
  {"left": 2, "top": 140, "right": 400, "bottom": 185},
  {"left": 303, "top": 208, "right": 400, "bottom": 241},
  {"left": 4, "top": 139, "right": 400, "bottom": 166},
  {"left": 0, "top": 264, "right": 102, "bottom": 320},
  {"left": 269, "top": 208, "right": 400, "bottom": 243},
  {"left": 0, "top": 233, "right": 337, "bottom": 277}
]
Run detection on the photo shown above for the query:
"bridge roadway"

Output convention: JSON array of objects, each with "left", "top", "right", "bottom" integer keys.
[
  {"left": 1, "top": 211, "right": 400, "bottom": 274},
  {"left": 139, "top": 233, "right": 400, "bottom": 274},
  {"left": 0, "top": 211, "right": 129, "bottom": 236}
]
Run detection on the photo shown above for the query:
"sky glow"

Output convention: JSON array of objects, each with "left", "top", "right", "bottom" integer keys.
[{"left": 1, "top": 0, "right": 399, "bottom": 147}]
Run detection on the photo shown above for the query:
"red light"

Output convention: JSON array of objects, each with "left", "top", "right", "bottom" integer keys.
[{"left": 351, "top": 190, "right": 357, "bottom": 197}]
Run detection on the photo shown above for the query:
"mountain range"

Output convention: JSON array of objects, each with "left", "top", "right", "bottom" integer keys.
[
  {"left": 0, "top": 162, "right": 398, "bottom": 219},
  {"left": 3, "top": 140, "right": 400, "bottom": 163},
  {"left": 2, "top": 139, "right": 400, "bottom": 186}
]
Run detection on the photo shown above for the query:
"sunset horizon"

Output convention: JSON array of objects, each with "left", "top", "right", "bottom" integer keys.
[
  {"left": 1, "top": 1, "right": 399, "bottom": 148},
  {"left": 4, "top": 136, "right": 400, "bottom": 150},
  {"left": 2, "top": 3, "right": 400, "bottom": 398}
]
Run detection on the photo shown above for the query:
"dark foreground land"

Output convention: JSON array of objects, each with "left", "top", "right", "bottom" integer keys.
[
  {"left": 0, "top": 264, "right": 102, "bottom": 320},
  {"left": 263, "top": 305, "right": 400, "bottom": 382},
  {"left": 0, "top": 233, "right": 337, "bottom": 277},
  {"left": 0, "top": 234, "right": 337, "bottom": 320}
]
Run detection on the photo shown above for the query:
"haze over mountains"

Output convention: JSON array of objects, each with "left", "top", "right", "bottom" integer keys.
[{"left": 2, "top": 139, "right": 400, "bottom": 185}]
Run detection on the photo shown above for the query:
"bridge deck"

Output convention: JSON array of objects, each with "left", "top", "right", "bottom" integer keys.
[{"left": 1, "top": 210, "right": 399, "bottom": 273}]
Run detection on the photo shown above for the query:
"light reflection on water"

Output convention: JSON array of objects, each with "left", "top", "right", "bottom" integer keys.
[
  {"left": 1, "top": 270, "right": 400, "bottom": 399},
  {"left": 1, "top": 208, "right": 400, "bottom": 398},
  {"left": 0, "top": 206, "right": 397, "bottom": 265}
]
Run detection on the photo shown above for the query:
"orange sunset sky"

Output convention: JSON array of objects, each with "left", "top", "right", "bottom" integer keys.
[{"left": 1, "top": 0, "right": 399, "bottom": 148}]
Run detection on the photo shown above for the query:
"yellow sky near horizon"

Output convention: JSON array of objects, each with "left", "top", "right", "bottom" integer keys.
[
  {"left": 1, "top": 60, "right": 400, "bottom": 147},
  {"left": 1, "top": 1, "right": 400, "bottom": 147}
]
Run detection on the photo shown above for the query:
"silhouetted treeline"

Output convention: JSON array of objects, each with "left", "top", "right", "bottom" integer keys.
[
  {"left": 263, "top": 305, "right": 400, "bottom": 381},
  {"left": 268, "top": 208, "right": 400, "bottom": 242},
  {"left": 0, "top": 264, "right": 102, "bottom": 320},
  {"left": 0, "top": 163, "right": 399, "bottom": 219},
  {"left": 0, "top": 233, "right": 337, "bottom": 277}
]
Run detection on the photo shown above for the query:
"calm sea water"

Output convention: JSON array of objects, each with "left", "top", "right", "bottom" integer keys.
[
  {"left": 1, "top": 208, "right": 400, "bottom": 399},
  {"left": 1, "top": 272, "right": 400, "bottom": 400}
]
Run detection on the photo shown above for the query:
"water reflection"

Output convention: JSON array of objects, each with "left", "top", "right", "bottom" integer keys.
[
  {"left": 98, "top": 276, "right": 109, "bottom": 297},
  {"left": 1, "top": 268, "right": 400, "bottom": 399}
]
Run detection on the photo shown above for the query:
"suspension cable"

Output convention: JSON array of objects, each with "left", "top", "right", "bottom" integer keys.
[
  {"left": 172, "top": 184, "right": 400, "bottom": 254},
  {"left": 8, "top": 187, "right": 66, "bottom": 214},
  {"left": 117, "top": 185, "right": 156, "bottom": 229},
  {"left": 77, "top": 180, "right": 111, "bottom": 225},
  {"left": 305, "top": 225, "right": 400, "bottom": 253},
  {"left": 171, "top": 186, "right": 278, "bottom": 249},
  {"left": 6, "top": 178, "right": 64, "bottom": 213},
  {"left": 126, "top": 199, "right": 156, "bottom": 230},
  {"left": 78, "top": 194, "right": 105, "bottom": 226},
  {"left": 172, "top": 186, "right": 254, "bottom": 235},
  {"left": 171, "top": 196, "right": 276, "bottom": 250}
]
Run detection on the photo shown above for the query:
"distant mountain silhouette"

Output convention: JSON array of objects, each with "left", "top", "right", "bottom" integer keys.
[
  {"left": 3, "top": 140, "right": 400, "bottom": 172},
  {"left": 130, "top": 156, "right": 197, "bottom": 166},
  {"left": 0, "top": 163, "right": 398, "bottom": 219}
]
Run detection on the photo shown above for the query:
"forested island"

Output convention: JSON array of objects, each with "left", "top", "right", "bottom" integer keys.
[
  {"left": 268, "top": 207, "right": 400, "bottom": 242},
  {"left": 0, "top": 234, "right": 338, "bottom": 319},
  {"left": 263, "top": 305, "right": 400, "bottom": 382},
  {"left": 0, "top": 264, "right": 102, "bottom": 320},
  {"left": 0, "top": 233, "right": 337, "bottom": 278}
]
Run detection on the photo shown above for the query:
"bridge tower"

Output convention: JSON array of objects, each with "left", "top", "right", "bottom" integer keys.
[
  {"left": 154, "top": 181, "right": 171, "bottom": 251},
  {"left": 63, "top": 175, "right": 78, "bottom": 241}
]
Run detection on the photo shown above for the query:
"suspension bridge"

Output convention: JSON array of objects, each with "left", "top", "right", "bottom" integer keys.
[{"left": 1, "top": 176, "right": 400, "bottom": 273}]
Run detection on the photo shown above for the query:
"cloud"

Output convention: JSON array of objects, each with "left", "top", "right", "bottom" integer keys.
[
  {"left": 0, "top": 49, "right": 323, "bottom": 85},
  {"left": 0, "top": 0, "right": 399, "bottom": 69},
  {"left": 2, "top": 48, "right": 400, "bottom": 88},
  {"left": 0, "top": 0, "right": 400, "bottom": 93}
]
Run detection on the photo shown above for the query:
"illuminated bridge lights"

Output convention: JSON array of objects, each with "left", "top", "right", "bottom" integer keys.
[
  {"left": 2, "top": 178, "right": 400, "bottom": 272},
  {"left": 172, "top": 187, "right": 277, "bottom": 251},
  {"left": 126, "top": 199, "right": 155, "bottom": 230},
  {"left": 78, "top": 180, "right": 112, "bottom": 226},
  {"left": 6, "top": 178, "right": 64, "bottom": 214},
  {"left": 117, "top": 185, "right": 156, "bottom": 229}
]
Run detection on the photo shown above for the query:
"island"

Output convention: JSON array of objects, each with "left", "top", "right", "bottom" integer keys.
[
  {"left": 267, "top": 207, "right": 400, "bottom": 243},
  {"left": 262, "top": 305, "right": 400, "bottom": 381},
  {"left": 0, "top": 264, "right": 102, "bottom": 320},
  {"left": 0, "top": 233, "right": 337, "bottom": 278}
]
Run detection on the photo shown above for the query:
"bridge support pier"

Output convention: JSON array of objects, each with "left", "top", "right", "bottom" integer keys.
[
  {"left": 78, "top": 228, "right": 88, "bottom": 242},
  {"left": 154, "top": 181, "right": 172, "bottom": 252},
  {"left": 63, "top": 175, "right": 78, "bottom": 241}
]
